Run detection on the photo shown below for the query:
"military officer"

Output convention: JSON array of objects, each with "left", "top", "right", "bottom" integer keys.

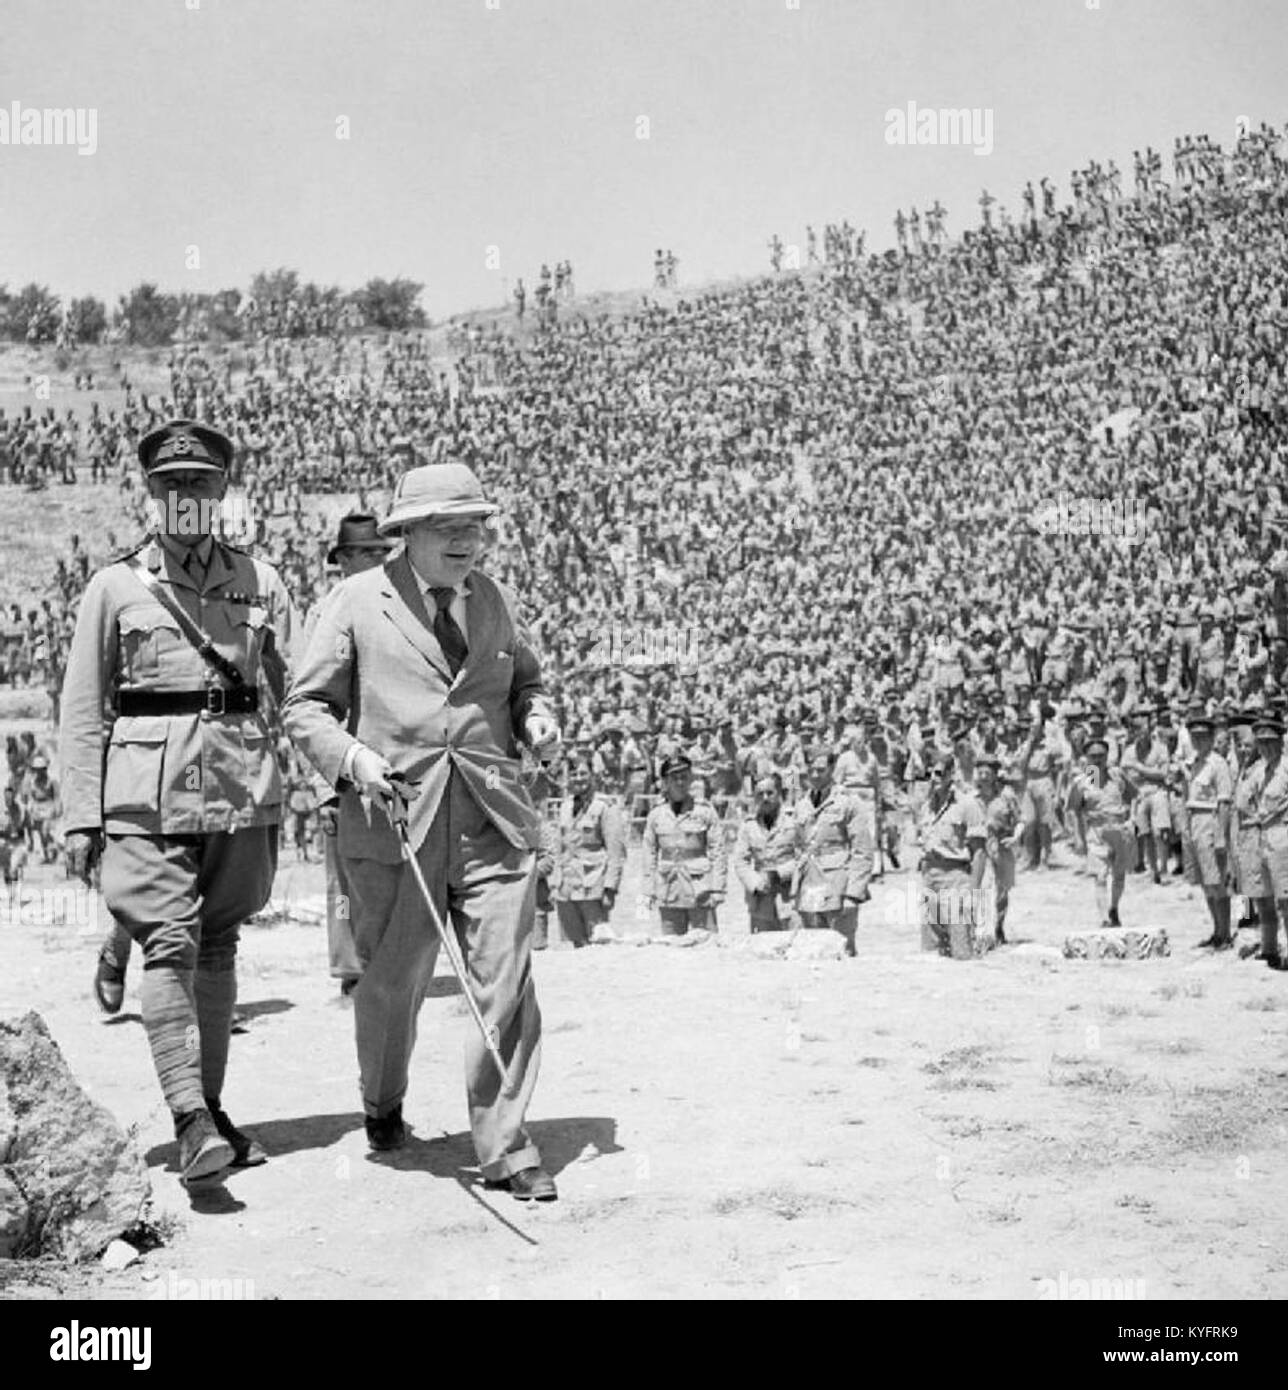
[
  {"left": 915, "top": 752, "right": 987, "bottom": 960},
  {"left": 1066, "top": 735, "right": 1137, "bottom": 928},
  {"left": 59, "top": 419, "right": 297, "bottom": 1187},
  {"left": 975, "top": 753, "right": 1022, "bottom": 945},
  {"left": 303, "top": 513, "right": 394, "bottom": 996},
  {"left": 732, "top": 772, "right": 798, "bottom": 932},
  {"left": 1018, "top": 716, "right": 1061, "bottom": 869},
  {"left": 550, "top": 752, "right": 626, "bottom": 948},
  {"left": 1252, "top": 711, "right": 1288, "bottom": 969},
  {"left": 791, "top": 748, "right": 873, "bottom": 956},
  {"left": 1230, "top": 709, "right": 1280, "bottom": 966},
  {"left": 1120, "top": 706, "right": 1173, "bottom": 884},
  {"left": 642, "top": 753, "right": 727, "bottom": 935},
  {"left": 1182, "top": 714, "right": 1234, "bottom": 949}
]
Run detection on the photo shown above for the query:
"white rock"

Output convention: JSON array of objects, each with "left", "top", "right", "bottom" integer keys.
[{"left": 101, "top": 1238, "right": 140, "bottom": 1270}]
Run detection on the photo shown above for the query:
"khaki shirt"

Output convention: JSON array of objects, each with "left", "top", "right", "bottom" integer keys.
[
  {"left": 732, "top": 806, "right": 799, "bottom": 893},
  {"left": 551, "top": 793, "right": 627, "bottom": 902},
  {"left": 793, "top": 785, "right": 874, "bottom": 910},
  {"left": 642, "top": 798, "right": 727, "bottom": 906},
  {"left": 59, "top": 535, "right": 298, "bottom": 835}
]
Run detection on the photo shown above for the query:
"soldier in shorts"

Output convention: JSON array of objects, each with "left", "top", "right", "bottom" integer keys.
[
  {"left": 1067, "top": 735, "right": 1137, "bottom": 928},
  {"left": 1231, "top": 710, "right": 1281, "bottom": 967},
  {"left": 1121, "top": 706, "right": 1173, "bottom": 885},
  {"left": 915, "top": 752, "right": 987, "bottom": 960},
  {"left": 1251, "top": 711, "right": 1288, "bottom": 968},
  {"left": 1185, "top": 715, "right": 1235, "bottom": 950}
]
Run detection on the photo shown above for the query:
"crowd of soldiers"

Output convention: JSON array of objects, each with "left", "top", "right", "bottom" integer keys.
[
  {"left": 0, "top": 735, "right": 60, "bottom": 888},
  {"left": 0, "top": 123, "right": 1286, "bottom": 957}
]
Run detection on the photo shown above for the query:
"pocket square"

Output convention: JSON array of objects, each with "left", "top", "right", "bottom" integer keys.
[{"left": 496, "top": 650, "right": 513, "bottom": 661}]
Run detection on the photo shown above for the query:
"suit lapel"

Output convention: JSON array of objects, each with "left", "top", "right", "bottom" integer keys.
[
  {"left": 458, "top": 576, "right": 495, "bottom": 678},
  {"left": 382, "top": 553, "right": 454, "bottom": 683}
]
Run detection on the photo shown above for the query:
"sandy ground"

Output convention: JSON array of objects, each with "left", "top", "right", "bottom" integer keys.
[{"left": 2, "top": 837, "right": 1287, "bottom": 1302}]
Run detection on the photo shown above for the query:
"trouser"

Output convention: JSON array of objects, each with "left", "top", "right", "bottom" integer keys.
[
  {"left": 747, "top": 881, "right": 795, "bottom": 932},
  {"left": 658, "top": 905, "right": 718, "bottom": 936},
  {"left": 554, "top": 897, "right": 606, "bottom": 947},
  {"left": 340, "top": 773, "right": 542, "bottom": 1182},
  {"left": 99, "top": 912, "right": 134, "bottom": 970},
  {"left": 324, "top": 829, "right": 360, "bottom": 981},
  {"left": 919, "top": 865, "right": 977, "bottom": 960},
  {"left": 101, "top": 827, "right": 277, "bottom": 1118},
  {"left": 800, "top": 904, "right": 858, "bottom": 952}
]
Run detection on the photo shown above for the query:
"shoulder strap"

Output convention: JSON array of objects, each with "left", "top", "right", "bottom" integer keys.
[{"left": 126, "top": 555, "right": 247, "bottom": 688}]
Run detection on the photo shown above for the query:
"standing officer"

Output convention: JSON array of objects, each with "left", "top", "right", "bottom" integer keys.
[
  {"left": 1230, "top": 709, "right": 1280, "bottom": 965},
  {"left": 975, "top": 753, "right": 1022, "bottom": 945},
  {"left": 915, "top": 752, "right": 987, "bottom": 959},
  {"left": 1066, "top": 735, "right": 1137, "bottom": 928},
  {"left": 1251, "top": 711, "right": 1288, "bottom": 969},
  {"left": 642, "top": 753, "right": 727, "bottom": 935},
  {"left": 1121, "top": 706, "right": 1173, "bottom": 884},
  {"left": 304, "top": 513, "right": 394, "bottom": 997},
  {"left": 1019, "top": 715, "right": 1060, "bottom": 869},
  {"left": 550, "top": 751, "right": 626, "bottom": 948},
  {"left": 59, "top": 419, "right": 297, "bottom": 1187},
  {"left": 792, "top": 747, "right": 873, "bottom": 956},
  {"left": 282, "top": 461, "right": 560, "bottom": 1200},
  {"left": 1184, "top": 714, "right": 1235, "bottom": 949},
  {"left": 732, "top": 772, "right": 798, "bottom": 932}
]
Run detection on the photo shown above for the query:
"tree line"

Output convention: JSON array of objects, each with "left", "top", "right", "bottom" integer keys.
[{"left": 0, "top": 269, "right": 427, "bottom": 346}]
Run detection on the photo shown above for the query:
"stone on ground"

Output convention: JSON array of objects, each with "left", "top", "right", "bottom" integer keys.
[{"left": 0, "top": 1011, "right": 150, "bottom": 1260}]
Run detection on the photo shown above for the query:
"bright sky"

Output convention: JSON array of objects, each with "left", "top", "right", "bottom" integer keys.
[{"left": 0, "top": 0, "right": 1284, "bottom": 320}]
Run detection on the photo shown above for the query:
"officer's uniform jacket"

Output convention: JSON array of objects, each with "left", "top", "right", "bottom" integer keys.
[
  {"left": 642, "top": 798, "right": 727, "bottom": 908},
  {"left": 792, "top": 784, "right": 873, "bottom": 912},
  {"left": 282, "top": 554, "right": 553, "bottom": 861},
  {"left": 732, "top": 806, "right": 799, "bottom": 894},
  {"left": 59, "top": 535, "right": 297, "bottom": 835},
  {"left": 1232, "top": 754, "right": 1265, "bottom": 881},
  {"left": 550, "top": 792, "right": 626, "bottom": 902},
  {"left": 917, "top": 789, "right": 986, "bottom": 872},
  {"left": 1185, "top": 750, "right": 1233, "bottom": 819}
]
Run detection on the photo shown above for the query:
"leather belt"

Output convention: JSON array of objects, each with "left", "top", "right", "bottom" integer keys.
[{"left": 117, "top": 688, "right": 259, "bottom": 717}]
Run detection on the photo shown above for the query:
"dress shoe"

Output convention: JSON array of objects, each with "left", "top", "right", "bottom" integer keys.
[
  {"left": 365, "top": 1105, "right": 406, "bottom": 1152},
  {"left": 1195, "top": 935, "right": 1233, "bottom": 950},
  {"left": 175, "top": 1109, "right": 234, "bottom": 1187},
  {"left": 485, "top": 1166, "right": 557, "bottom": 1201},
  {"left": 205, "top": 1097, "right": 268, "bottom": 1167},
  {"left": 1107, "top": 908, "right": 1121, "bottom": 927},
  {"left": 94, "top": 951, "right": 126, "bottom": 1014}
]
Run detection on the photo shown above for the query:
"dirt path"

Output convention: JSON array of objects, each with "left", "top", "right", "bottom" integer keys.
[{"left": 3, "top": 849, "right": 1287, "bottom": 1301}]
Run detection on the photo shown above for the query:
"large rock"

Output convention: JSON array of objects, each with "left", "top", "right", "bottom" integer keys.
[
  {"left": 720, "top": 929, "right": 847, "bottom": 961},
  {"left": 0, "top": 1011, "right": 150, "bottom": 1260}
]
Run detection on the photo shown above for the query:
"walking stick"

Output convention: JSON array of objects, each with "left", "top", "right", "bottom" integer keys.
[{"left": 379, "top": 774, "right": 512, "bottom": 1095}]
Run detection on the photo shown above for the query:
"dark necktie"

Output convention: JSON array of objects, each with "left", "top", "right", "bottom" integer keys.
[{"left": 430, "top": 587, "right": 468, "bottom": 677}]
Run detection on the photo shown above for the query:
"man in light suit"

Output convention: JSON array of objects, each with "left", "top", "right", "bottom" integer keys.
[{"left": 282, "top": 462, "right": 560, "bottom": 1200}]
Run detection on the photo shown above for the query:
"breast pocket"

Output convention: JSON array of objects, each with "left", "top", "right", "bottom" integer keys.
[
  {"left": 118, "top": 607, "right": 187, "bottom": 682},
  {"left": 103, "top": 718, "right": 169, "bottom": 815}
]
